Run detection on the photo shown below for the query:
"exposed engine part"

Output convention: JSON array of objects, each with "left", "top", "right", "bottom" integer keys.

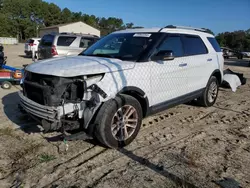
[
  {"left": 22, "top": 72, "right": 105, "bottom": 107},
  {"left": 41, "top": 119, "right": 60, "bottom": 133},
  {"left": 90, "top": 84, "right": 108, "bottom": 98}
]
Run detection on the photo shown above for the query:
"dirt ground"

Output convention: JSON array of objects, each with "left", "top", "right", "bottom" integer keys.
[{"left": 0, "top": 44, "right": 250, "bottom": 188}]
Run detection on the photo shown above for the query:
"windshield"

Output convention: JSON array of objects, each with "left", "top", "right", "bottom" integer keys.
[{"left": 80, "top": 33, "right": 160, "bottom": 61}]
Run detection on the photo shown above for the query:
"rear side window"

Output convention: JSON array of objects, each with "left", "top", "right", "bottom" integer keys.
[
  {"left": 40, "top": 35, "right": 54, "bottom": 46},
  {"left": 57, "top": 36, "right": 76, "bottom": 46},
  {"left": 80, "top": 37, "right": 98, "bottom": 48},
  {"left": 183, "top": 35, "right": 208, "bottom": 56},
  {"left": 207, "top": 37, "right": 221, "bottom": 52},
  {"left": 158, "top": 36, "right": 184, "bottom": 57}
]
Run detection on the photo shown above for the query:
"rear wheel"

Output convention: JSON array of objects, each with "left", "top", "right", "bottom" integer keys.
[
  {"left": 197, "top": 76, "right": 219, "bottom": 107},
  {"left": 94, "top": 94, "right": 142, "bottom": 148},
  {"left": 1, "top": 81, "right": 12, "bottom": 89}
]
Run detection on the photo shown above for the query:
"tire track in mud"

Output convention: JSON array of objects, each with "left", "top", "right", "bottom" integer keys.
[
  {"left": 37, "top": 108, "right": 222, "bottom": 187},
  {"left": 58, "top": 96, "right": 250, "bottom": 187},
  {"left": 35, "top": 147, "right": 107, "bottom": 187}
]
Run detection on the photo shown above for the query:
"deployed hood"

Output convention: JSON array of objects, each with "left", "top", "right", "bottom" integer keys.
[{"left": 25, "top": 56, "right": 135, "bottom": 77}]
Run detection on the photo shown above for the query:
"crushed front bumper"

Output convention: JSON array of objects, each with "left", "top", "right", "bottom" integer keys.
[
  {"left": 18, "top": 91, "right": 102, "bottom": 132},
  {"left": 18, "top": 91, "right": 60, "bottom": 123}
]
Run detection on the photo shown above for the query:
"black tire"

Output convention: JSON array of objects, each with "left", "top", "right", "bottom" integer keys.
[
  {"left": 197, "top": 76, "right": 219, "bottom": 107},
  {"left": 94, "top": 94, "right": 142, "bottom": 148},
  {"left": 1, "top": 81, "right": 12, "bottom": 89}
]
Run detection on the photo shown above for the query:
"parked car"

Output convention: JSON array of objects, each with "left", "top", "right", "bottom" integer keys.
[
  {"left": 19, "top": 25, "right": 224, "bottom": 148},
  {"left": 221, "top": 47, "right": 234, "bottom": 59},
  {"left": 37, "top": 33, "right": 99, "bottom": 60},
  {"left": 24, "top": 38, "right": 41, "bottom": 57},
  {"left": 242, "top": 52, "right": 250, "bottom": 58}
]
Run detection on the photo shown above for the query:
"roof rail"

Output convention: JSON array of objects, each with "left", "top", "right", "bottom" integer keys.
[
  {"left": 59, "top": 32, "right": 99, "bottom": 37},
  {"left": 159, "top": 25, "right": 208, "bottom": 33}
]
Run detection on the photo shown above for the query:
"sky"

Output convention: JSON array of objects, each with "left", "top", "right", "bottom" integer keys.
[{"left": 44, "top": 0, "right": 250, "bottom": 35}]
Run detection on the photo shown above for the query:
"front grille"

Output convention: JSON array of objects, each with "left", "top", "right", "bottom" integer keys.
[
  {"left": 23, "top": 80, "right": 49, "bottom": 105},
  {"left": 23, "top": 72, "right": 84, "bottom": 106}
]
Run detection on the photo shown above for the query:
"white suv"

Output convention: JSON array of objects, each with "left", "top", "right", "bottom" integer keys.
[
  {"left": 19, "top": 25, "right": 224, "bottom": 148},
  {"left": 24, "top": 38, "right": 41, "bottom": 57}
]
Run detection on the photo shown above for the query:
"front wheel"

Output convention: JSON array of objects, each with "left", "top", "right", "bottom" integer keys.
[
  {"left": 197, "top": 76, "right": 219, "bottom": 107},
  {"left": 94, "top": 94, "right": 142, "bottom": 148}
]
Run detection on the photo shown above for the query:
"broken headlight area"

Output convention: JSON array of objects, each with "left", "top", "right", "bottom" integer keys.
[
  {"left": 21, "top": 72, "right": 106, "bottom": 132},
  {"left": 22, "top": 72, "right": 105, "bottom": 106}
]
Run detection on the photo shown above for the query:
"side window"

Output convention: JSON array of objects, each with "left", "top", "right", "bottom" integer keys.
[
  {"left": 57, "top": 36, "right": 76, "bottom": 46},
  {"left": 207, "top": 37, "right": 221, "bottom": 52},
  {"left": 183, "top": 35, "right": 208, "bottom": 56},
  {"left": 158, "top": 36, "right": 183, "bottom": 57},
  {"left": 79, "top": 37, "right": 96, "bottom": 48},
  {"left": 40, "top": 35, "right": 54, "bottom": 46}
]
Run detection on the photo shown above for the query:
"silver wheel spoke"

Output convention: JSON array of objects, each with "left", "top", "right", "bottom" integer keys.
[
  {"left": 123, "top": 126, "right": 129, "bottom": 139},
  {"left": 126, "top": 118, "right": 137, "bottom": 123},
  {"left": 126, "top": 123, "right": 137, "bottom": 129},
  {"left": 124, "top": 106, "right": 132, "bottom": 116},
  {"left": 126, "top": 108, "right": 135, "bottom": 118},
  {"left": 111, "top": 124, "right": 120, "bottom": 136}
]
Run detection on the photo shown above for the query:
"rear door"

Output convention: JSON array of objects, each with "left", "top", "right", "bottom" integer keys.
[
  {"left": 38, "top": 35, "right": 55, "bottom": 59},
  {"left": 181, "top": 34, "right": 212, "bottom": 92}
]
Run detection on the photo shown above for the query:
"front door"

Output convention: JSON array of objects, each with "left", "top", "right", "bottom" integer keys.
[{"left": 150, "top": 34, "right": 188, "bottom": 105}]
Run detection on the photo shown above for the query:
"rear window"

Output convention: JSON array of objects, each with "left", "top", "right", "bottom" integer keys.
[
  {"left": 183, "top": 35, "right": 208, "bottom": 56},
  {"left": 207, "top": 37, "right": 221, "bottom": 52},
  {"left": 26, "top": 39, "right": 34, "bottom": 44},
  {"left": 79, "top": 37, "right": 98, "bottom": 48},
  {"left": 57, "top": 36, "right": 76, "bottom": 46},
  {"left": 40, "top": 35, "right": 55, "bottom": 46}
]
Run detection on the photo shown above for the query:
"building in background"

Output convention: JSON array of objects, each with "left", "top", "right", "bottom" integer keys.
[{"left": 39, "top": 21, "right": 100, "bottom": 37}]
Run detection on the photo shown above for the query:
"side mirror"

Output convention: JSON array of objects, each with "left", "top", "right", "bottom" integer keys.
[{"left": 152, "top": 50, "right": 175, "bottom": 61}]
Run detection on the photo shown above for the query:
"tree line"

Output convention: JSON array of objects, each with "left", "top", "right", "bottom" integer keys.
[
  {"left": 0, "top": 0, "right": 250, "bottom": 51},
  {"left": 0, "top": 0, "right": 142, "bottom": 41},
  {"left": 216, "top": 30, "right": 250, "bottom": 51}
]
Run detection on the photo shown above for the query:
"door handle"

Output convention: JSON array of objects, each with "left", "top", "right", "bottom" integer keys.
[
  {"left": 179, "top": 63, "right": 187, "bottom": 67},
  {"left": 207, "top": 58, "right": 212, "bottom": 61}
]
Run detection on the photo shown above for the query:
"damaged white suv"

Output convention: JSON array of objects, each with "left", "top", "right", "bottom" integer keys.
[{"left": 19, "top": 25, "right": 224, "bottom": 148}]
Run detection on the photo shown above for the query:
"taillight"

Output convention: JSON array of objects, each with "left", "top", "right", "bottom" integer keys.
[
  {"left": 51, "top": 45, "right": 58, "bottom": 56},
  {"left": 29, "top": 43, "right": 34, "bottom": 46}
]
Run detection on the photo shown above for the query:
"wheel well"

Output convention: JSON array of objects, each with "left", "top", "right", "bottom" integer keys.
[
  {"left": 212, "top": 70, "right": 222, "bottom": 84},
  {"left": 120, "top": 91, "right": 148, "bottom": 117}
]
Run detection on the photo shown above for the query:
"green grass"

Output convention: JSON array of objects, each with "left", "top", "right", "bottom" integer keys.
[{"left": 39, "top": 153, "right": 56, "bottom": 163}]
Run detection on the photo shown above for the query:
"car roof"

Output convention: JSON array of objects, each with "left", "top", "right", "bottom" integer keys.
[
  {"left": 56, "top": 33, "right": 99, "bottom": 38},
  {"left": 113, "top": 27, "right": 214, "bottom": 37},
  {"left": 30, "top": 38, "right": 41, "bottom": 40}
]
